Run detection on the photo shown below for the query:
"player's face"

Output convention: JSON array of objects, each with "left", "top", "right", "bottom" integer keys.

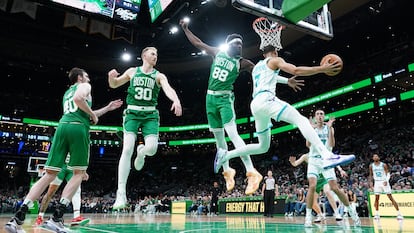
[
  {"left": 315, "top": 110, "right": 325, "bottom": 123},
  {"left": 372, "top": 154, "right": 379, "bottom": 162},
  {"left": 267, "top": 171, "right": 272, "bottom": 177},
  {"left": 228, "top": 41, "right": 243, "bottom": 58},
  {"left": 144, "top": 49, "right": 158, "bottom": 66}
]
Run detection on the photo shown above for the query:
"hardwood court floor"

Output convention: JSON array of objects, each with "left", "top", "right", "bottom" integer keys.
[{"left": 0, "top": 213, "right": 411, "bottom": 233}]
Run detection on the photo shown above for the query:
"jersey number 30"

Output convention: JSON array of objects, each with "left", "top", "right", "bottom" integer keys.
[{"left": 135, "top": 87, "right": 152, "bottom": 101}]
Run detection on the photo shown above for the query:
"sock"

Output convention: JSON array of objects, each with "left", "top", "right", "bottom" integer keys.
[
  {"left": 72, "top": 186, "right": 81, "bottom": 217},
  {"left": 73, "top": 210, "right": 80, "bottom": 219},
  {"left": 118, "top": 133, "right": 136, "bottom": 193},
  {"left": 225, "top": 123, "right": 255, "bottom": 171},
  {"left": 213, "top": 130, "right": 230, "bottom": 170},
  {"left": 60, "top": 197, "right": 70, "bottom": 207},
  {"left": 22, "top": 199, "right": 34, "bottom": 208},
  {"left": 397, "top": 210, "right": 401, "bottom": 215},
  {"left": 306, "top": 208, "right": 312, "bottom": 218},
  {"left": 38, "top": 212, "right": 45, "bottom": 218},
  {"left": 376, "top": 210, "right": 379, "bottom": 216}
]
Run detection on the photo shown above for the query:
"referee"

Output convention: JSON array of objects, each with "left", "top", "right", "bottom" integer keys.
[{"left": 262, "top": 170, "right": 278, "bottom": 217}]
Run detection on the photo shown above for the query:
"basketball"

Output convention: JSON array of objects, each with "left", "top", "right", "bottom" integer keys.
[{"left": 320, "top": 54, "right": 343, "bottom": 76}]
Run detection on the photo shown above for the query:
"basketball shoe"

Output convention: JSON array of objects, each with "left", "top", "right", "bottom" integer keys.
[
  {"left": 323, "top": 154, "right": 355, "bottom": 169},
  {"left": 113, "top": 190, "right": 127, "bottom": 210},
  {"left": 222, "top": 168, "right": 236, "bottom": 191},
  {"left": 4, "top": 217, "right": 25, "bottom": 233},
  {"left": 70, "top": 215, "right": 90, "bottom": 226},
  {"left": 245, "top": 169, "right": 262, "bottom": 195},
  {"left": 214, "top": 148, "right": 227, "bottom": 174}
]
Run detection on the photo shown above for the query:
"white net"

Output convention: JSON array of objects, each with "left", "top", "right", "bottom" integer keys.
[{"left": 252, "top": 17, "right": 284, "bottom": 51}]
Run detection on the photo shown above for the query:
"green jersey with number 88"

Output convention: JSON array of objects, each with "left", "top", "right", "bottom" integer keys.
[
  {"left": 127, "top": 67, "right": 161, "bottom": 106},
  {"left": 208, "top": 51, "right": 240, "bottom": 91}
]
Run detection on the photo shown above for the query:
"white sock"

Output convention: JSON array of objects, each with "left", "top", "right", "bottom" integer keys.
[
  {"left": 306, "top": 208, "right": 312, "bottom": 218},
  {"left": 23, "top": 199, "right": 34, "bottom": 208},
  {"left": 72, "top": 186, "right": 81, "bottom": 218},
  {"left": 213, "top": 130, "right": 230, "bottom": 170},
  {"left": 38, "top": 212, "right": 45, "bottom": 218},
  {"left": 117, "top": 133, "right": 137, "bottom": 193},
  {"left": 225, "top": 123, "right": 254, "bottom": 171}
]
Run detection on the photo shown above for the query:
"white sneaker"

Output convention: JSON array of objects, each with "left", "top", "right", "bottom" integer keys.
[
  {"left": 214, "top": 148, "right": 227, "bottom": 174},
  {"left": 113, "top": 190, "right": 127, "bottom": 210},
  {"left": 134, "top": 144, "right": 145, "bottom": 171},
  {"left": 397, "top": 214, "right": 404, "bottom": 220},
  {"left": 351, "top": 214, "right": 361, "bottom": 226},
  {"left": 44, "top": 218, "right": 71, "bottom": 233},
  {"left": 374, "top": 214, "right": 380, "bottom": 220},
  {"left": 304, "top": 217, "right": 313, "bottom": 227},
  {"left": 323, "top": 154, "right": 355, "bottom": 169},
  {"left": 335, "top": 213, "right": 343, "bottom": 221},
  {"left": 4, "top": 217, "right": 26, "bottom": 233},
  {"left": 314, "top": 214, "right": 325, "bottom": 223}
]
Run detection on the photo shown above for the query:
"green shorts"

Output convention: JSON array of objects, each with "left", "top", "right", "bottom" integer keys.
[
  {"left": 51, "top": 164, "right": 73, "bottom": 185},
  {"left": 45, "top": 122, "right": 90, "bottom": 171},
  {"left": 316, "top": 175, "right": 328, "bottom": 193},
  {"left": 122, "top": 109, "right": 159, "bottom": 137},
  {"left": 206, "top": 92, "right": 235, "bottom": 130}
]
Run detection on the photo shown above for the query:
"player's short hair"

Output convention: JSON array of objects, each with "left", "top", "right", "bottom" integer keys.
[
  {"left": 68, "top": 67, "right": 86, "bottom": 84},
  {"left": 141, "top": 46, "right": 157, "bottom": 58},
  {"left": 226, "top": 33, "right": 243, "bottom": 44},
  {"left": 262, "top": 45, "right": 277, "bottom": 54}
]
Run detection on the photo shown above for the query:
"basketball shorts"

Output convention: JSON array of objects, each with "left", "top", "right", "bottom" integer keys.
[
  {"left": 307, "top": 155, "right": 337, "bottom": 181},
  {"left": 45, "top": 122, "right": 90, "bottom": 171},
  {"left": 122, "top": 108, "right": 159, "bottom": 137},
  {"left": 51, "top": 164, "right": 73, "bottom": 185},
  {"left": 316, "top": 175, "right": 328, "bottom": 193},
  {"left": 374, "top": 181, "right": 392, "bottom": 194},
  {"left": 250, "top": 92, "right": 288, "bottom": 133},
  {"left": 206, "top": 92, "right": 236, "bottom": 130}
]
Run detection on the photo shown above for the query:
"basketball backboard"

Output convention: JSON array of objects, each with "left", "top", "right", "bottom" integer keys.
[
  {"left": 27, "top": 156, "right": 48, "bottom": 174},
  {"left": 232, "top": 0, "right": 334, "bottom": 40}
]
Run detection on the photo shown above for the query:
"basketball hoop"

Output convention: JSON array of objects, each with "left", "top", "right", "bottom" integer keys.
[
  {"left": 36, "top": 164, "right": 45, "bottom": 178},
  {"left": 252, "top": 17, "right": 284, "bottom": 51}
]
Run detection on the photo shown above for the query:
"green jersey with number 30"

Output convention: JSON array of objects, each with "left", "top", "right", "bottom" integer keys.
[
  {"left": 59, "top": 83, "right": 91, "bottom": 126},
  {"left": 208, "top": 51, "right": 240, "bottom": 91},
  {"left": 127, "top": 67, "right": 161, "bottom": 106}
]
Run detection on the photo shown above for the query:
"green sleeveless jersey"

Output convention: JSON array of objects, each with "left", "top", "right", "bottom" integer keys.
[
  {"left": 208, "top": 51, "right": 241, "bottom": 91},
  {"left": 59, "top": 83, "right": 91, "bottom": 126},
  {"left": 127, "top": 66, "right": 161, "bottom": 106}
]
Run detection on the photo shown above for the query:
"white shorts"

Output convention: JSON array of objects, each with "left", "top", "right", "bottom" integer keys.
[
  {"left": 250, "top": 92, "right": 289, "bottom": 133},
  {"left": 307, "top": 156, "right": 337, "bottom": 181},
  {"left": 374, "top": 181, "right": 392, "bottom": 194}
]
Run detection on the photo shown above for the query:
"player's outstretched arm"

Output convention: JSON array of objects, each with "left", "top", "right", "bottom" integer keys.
[
  {"left": 179, "top": 19, "right": 219, "bottom": 56},
  {"left": 93, "top": 99, "right": 123, "bottom": 118},
  {"left": 158, "top": 73, "right": 182, "bottom": 116}
]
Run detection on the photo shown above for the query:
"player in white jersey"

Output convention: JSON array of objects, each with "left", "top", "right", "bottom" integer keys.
[
  {"left": 369, "top": 153, "right": 403, "bottom": 220},
  {"left": 214, "top": 45, "right": 356, "bottom": 174},
  {"left": 304, "top": 109, "right": 360, "bottom": 227}
]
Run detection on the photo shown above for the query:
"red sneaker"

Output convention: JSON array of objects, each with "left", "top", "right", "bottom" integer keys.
[
  {"left": 35, "top": 215, "right": 43, "bottom": 226},
  {"left": 70, "top": 215, "right": 90, "bottom": 226}
]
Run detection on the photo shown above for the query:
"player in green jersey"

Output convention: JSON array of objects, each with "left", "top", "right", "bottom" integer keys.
[
  {"left": 5, "top": 67, "right": 123, "bottom": 233},
  {"left": 180, "top": 19, "right": 263, "bottom": 195},
  {"left": 108, "top": 47, "right": 182, "bottom": 209}
]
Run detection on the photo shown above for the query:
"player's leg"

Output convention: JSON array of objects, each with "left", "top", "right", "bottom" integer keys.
[
  {"left": 134, "top": 111, "right": 160, "bottom": 170},
  {"left": 224, "top": 120, "right": 262, "bottom": 195},
  {"left": 312, "top": 192, "right": 325, "bottom": 223},
  {"left": 70, "top": 186, "right": 90, "bottom": 226},
  {"left": 44, "top": 123, "right": 88, "bottom": 232},
  {"left": 327, "top": 179, "right": 360, "bottom": 226},
  {"left": 36, "top": 179, "right": 61, "bottom": 226},
  {"left": 385, "top": 189, "right": 403, "bottom": 219},
  {"left": 322, "top": 184, "right": 342, "bottom": 220},
  {"left": 279, "top": 105, "right": 354, "bottom": 168},
  {"left": 305, "top": 175, "right": 317, "bottom": 227},
  {"left": 6, "top": 126, "right": 67, "bottom": 232}
]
